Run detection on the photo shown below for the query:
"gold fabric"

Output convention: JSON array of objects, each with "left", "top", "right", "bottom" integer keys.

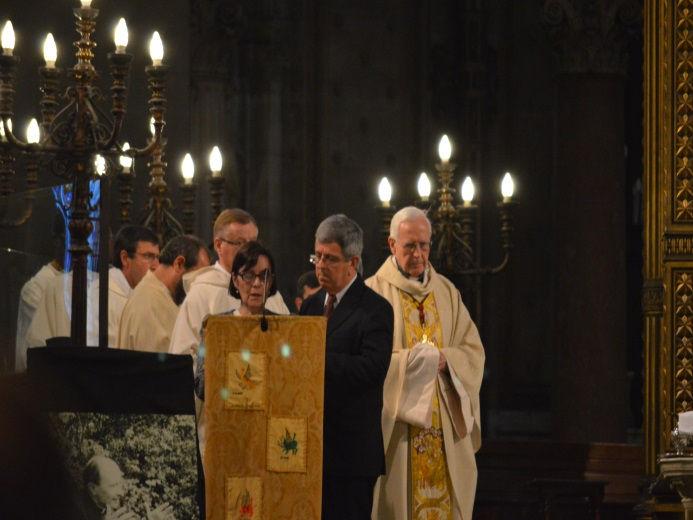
[
  {"left": 400, "top": 290, "right": 452, "bottom": 520},
  {"left": 205, "top": 315, "right": 326, "bottom": 520}
]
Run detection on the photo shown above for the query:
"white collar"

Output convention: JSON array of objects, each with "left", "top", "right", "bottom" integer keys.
[
  {"left": 214, "top": 260, "right": 230, "bottom": 275},
  {"left": 324, "top": 273, "right": 357, "bottom": 308}
]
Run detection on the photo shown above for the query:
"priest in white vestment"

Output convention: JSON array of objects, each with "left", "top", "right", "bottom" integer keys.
[
  {"left": 15, "top": 261, "right": 62, "bottom": 371},
  {"left": 117, "top": 235, "right": 210, "bottom": 352},
  {"left": 25, "top": 225, "right": 160, "bottom": 349},
  {"left": 169, "top": 209, "right": 289, "bottom": 357},
  {"left": 366, "top": 207, "right": 485, "bottom": 520}
]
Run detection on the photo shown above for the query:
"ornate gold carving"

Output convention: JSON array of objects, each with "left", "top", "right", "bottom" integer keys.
[
  {"left": 674, "top": 271, "right": 693, "bottom": 412},
  {"left": 665, "top": 234, "right": 693, "bottom": 256},
  {"left": 643, "top": 278, "right": 665, "bottom": 315},
  {"left": 674, "top": 1, "right": 693, "bottom": 221}
]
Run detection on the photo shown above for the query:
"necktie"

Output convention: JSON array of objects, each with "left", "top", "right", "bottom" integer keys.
[{"left": 324, "top": 294, "right": 336, "bottom": 320}]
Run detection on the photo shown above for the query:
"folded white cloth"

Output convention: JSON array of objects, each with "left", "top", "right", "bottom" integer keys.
[
  {"left": 679, "top": 411, "right": 693, "bottom": 434},
  {"left": 396, "top": 342, "right": 439, "bottom": 428}
]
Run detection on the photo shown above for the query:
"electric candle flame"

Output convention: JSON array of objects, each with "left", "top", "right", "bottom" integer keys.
[
  {"left": 461, "top": 176, "right": 475, "bottom": 205},
  {"left": 417, "top": 172, "right": 431, "bottom": 200},
  {"left": 26, "top": 118, "right": 40, "bottom": 144},
  {"left": 119, "top": 142, "right": 133, "bottom": 170},
  {"left": 43, "top": 33, "right": 57, "bottom": 68},
  {"left": 80, "top": 0, "right": 92, "bottom": 7},
  {"left": 181, "top": 153, "right": 195, "bottom": 185},
  {"left": 149, "top": 31, "right": 163, "bottom": 66},
  {"left": 378, "top": 177, "right": 392, "bottom": 207},
  {"left": 94, "top": 154, "right": 106, "bottom": 176},
  {"left": 209, "top": 146, "right": 222, "bottom": 177},
  {"left": 149, "top": 117, "right": 155, "bottom": 136},
  {"left": 0, "top": 118, "right": 11, "bottom": 140},
  {"left": 114, "top": 18, "right": 128, "bottom": 53},
  {"left": 1, "top": 21, "right": 15, "bottom": 55},
  {"left": 438, "top": 134, "right": 452, "bottom": 163},
  {"left": 501, "top": 172, "right": 514, "bottom": 201}
]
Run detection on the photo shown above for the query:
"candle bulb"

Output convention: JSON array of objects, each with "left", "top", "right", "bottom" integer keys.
[
  {"left": 417, "top": 172, "right": 431, "bottom": 201},
  {"left": 0, "top": 118, "right": 10, "bottom": 141},
  {"left": 461, "top": 176, "right": 475, "bottom": 207},
  {"left": 501, "top": 172, "right": 515, "bottom": 202},
  {"left": 149, "top": 117, "right": 156, "bottom": 137},
  {"left": 94, "top": 154, "right": 106, "bottom": 176},
  {"left": 378, "top": 177, "right": 392, "bottom": 208},
  {"left": 26, "top": 118, "right": 40, "bottom": 144},
  {"left": 438, "top": 134, "right": 452, "bottom": 164},
  {"left": 114, "top": 18, "right": 128, "bottom": 54},
  {"left": 209, "top": 146, "right": 222, "bottom": 177},
  {"left": 43, "top": 33, "right": 57, "bottom": 68},
  {"left": 1, "top": 21, "right": 14, "bottom": 56},
  {"left": 119, "top": 142, "right": 133, "bottom": 172},
  {"left": 181, "top": 153, "right": 195, "bottom": 185},
  {"left": 80, "top": 0, "right": 92, "bottom": 7},
  {"left": 149, "top": 31, "right": 163, "bottom": 66}
]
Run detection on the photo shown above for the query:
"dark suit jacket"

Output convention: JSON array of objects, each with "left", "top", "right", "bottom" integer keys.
[{"left": 300, "top": 275, "right": 394, "bottom": 477}]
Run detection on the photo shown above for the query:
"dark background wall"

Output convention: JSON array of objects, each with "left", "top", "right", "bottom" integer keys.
[{"left": 0, "top": 0, "right": 644, "bottom": 447}]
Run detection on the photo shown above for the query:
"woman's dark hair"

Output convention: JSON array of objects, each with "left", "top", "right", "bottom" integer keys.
[{"left": 228, "top": 241, "right": 278, "bottom": 299}]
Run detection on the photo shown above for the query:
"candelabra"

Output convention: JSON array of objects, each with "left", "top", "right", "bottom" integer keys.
[
  {"left": 0, "top": 2, "right": 166, "bottom": 347},
  {"left": 179, "top": 152, "right": 196, "bottom": 234},
  {"left": 376, "top": 134, "right": 517, "bottom": 276}
]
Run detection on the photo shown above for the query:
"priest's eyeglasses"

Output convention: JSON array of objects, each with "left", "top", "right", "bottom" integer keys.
[
  {"left": 309, "top": 253, "right": 344, "bottom": 266},
  {"left": 238, "top": 270, "right": 272, "bottom": 283},
  {"left": 401, "top": 241, "right": 432, "bottom": 254},
  {"left": 219, "top": 237, "right": 247, "bottom": 247}
]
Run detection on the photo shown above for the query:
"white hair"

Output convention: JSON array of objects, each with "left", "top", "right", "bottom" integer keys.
[{"left": 389, "top": 206, "right": 431, "bottom": 240}]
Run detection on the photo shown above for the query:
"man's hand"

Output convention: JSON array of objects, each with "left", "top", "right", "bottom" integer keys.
[
  {"left": 104, "top": 506, "right": 138, "bottom": 520},
  {"left": 438, "top": 351, "right": 447, "bottom": 372},
  {"left": 147, "top": 503, "right": 175, "bottom": 520}
]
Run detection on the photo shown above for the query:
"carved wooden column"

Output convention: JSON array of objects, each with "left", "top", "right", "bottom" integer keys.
[
  {"left": 643, "top": 0, "right": 693, "bottom": 476},
  {"left": 543, "top": 0, "right": 641, "bottom": 443}
]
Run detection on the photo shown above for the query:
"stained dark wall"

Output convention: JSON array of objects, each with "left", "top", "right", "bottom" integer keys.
[{"left": 0, "top": 0, "right": 643, "bottom": 445}]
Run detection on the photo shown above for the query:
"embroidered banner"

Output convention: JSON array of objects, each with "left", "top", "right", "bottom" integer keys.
[{"left": 204, "top": 316, "right": 325, "bottom": 520}]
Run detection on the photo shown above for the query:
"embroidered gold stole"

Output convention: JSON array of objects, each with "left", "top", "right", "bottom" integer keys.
[{"left": 399, "top": 290, "right": 452, "bottom": 520}]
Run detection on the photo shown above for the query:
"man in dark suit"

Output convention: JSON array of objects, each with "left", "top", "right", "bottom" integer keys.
[{"left": 300, "top": 214, "right": 394, "bottom": 520}]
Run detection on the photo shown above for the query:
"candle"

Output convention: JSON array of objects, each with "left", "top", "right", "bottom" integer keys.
[
  {"left": 378, "top": 177, "right": 392, "bottom": 208},
  {"left": 181, "top": 153, "right": 195, "bottom": 185},
  {"left": 209, "top": 146, "right": 222, "bottom": 177},
  {"left": 501, "top": 172, "right": 514, "bottom": 202},
  {"left": 149, "top": 31, "right": 163, "bottom": 66},
  {"left": 43, "top": 34, "right": 57, "bottom": 68},
  {"left": 1, "top": 21, "right": 14, "bottom": 56},
  {"left": 114, "top": 18, "right": 128, "bottom": 54}
]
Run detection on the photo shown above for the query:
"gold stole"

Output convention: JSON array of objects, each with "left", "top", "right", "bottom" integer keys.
[{"left": 399, "top": 290, "right": 452, "bottom": 520}]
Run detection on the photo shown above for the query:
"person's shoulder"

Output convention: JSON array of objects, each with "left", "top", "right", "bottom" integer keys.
[
  {"left": 299, "top": 289, "right": 324, "bottom": 315},
  {"left": 362, "top": 281, "right": 393, "bottom": 311}
]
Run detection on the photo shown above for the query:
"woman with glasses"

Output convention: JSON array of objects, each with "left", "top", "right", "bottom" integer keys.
[
  {"left": 195, "top": 241, "right": 278, "bottom": 401},
  {"left": 228, "top": 241, "right": 278, "bottom": 316}
]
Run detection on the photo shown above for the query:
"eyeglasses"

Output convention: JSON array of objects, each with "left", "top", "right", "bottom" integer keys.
[
  {"left": 309, "top": 253, "right": 346, "bottom": 266},
  {"left": 218, "top": 237, "right": 247, "bottom": 247},
  {"left": 400, "top": 241, "right": 432, "bottom": 254},
  {"left": 134, "top": 252, "right": 159, "bottom": 262},
  {"left": 237, "top": 269, "right": 272, "bottom": 283}
]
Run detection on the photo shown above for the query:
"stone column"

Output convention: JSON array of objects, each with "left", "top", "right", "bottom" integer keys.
[{"left": 542, "top": 0, "right": 641, "bottom": 443}]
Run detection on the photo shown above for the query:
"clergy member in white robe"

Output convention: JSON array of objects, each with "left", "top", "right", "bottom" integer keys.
[
  {"left": 15, "top": 261, "right": 62, "bottom": 371},
  {"left": 25, "top": 225, "right": 160, "bottom": 349},
  {"left": 117, "top": 235, "right": 210, "bottom": 352},
  {"left": 169, "top": 209, "right": 289, "bottom": 357},
  {"left": 366, "top": 207, "right": 485, "bottom": 520}
]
